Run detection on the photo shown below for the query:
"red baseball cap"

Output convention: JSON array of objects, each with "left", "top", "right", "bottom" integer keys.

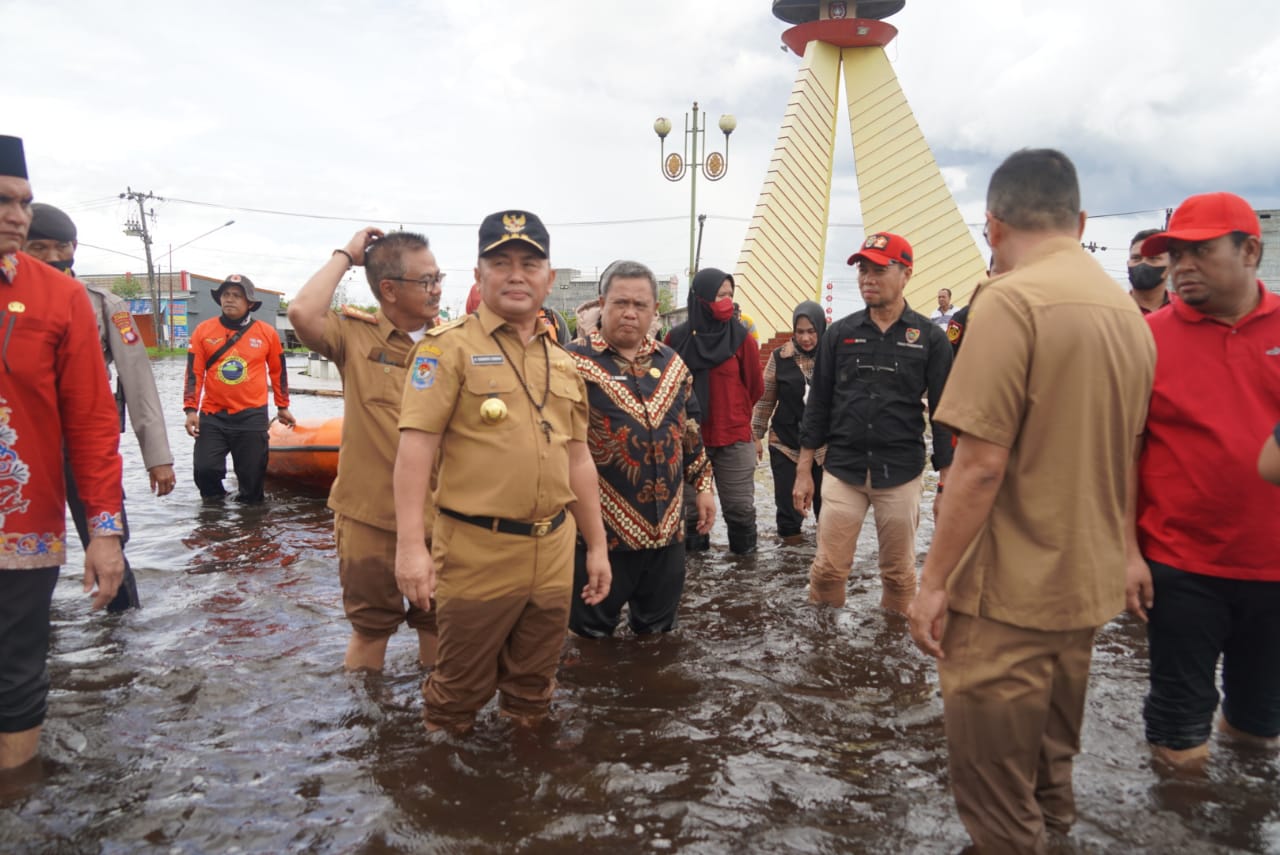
[
  {"left": 848, "top": 232, "right": 914, "bottom": 269},
  {"left": 1140, "top": 192, "right": 1260, "bottom": 256}
]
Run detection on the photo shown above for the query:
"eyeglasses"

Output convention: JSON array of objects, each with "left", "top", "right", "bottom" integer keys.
[{"left": 389, "top": 273, "right": 445, "bottom": 289}]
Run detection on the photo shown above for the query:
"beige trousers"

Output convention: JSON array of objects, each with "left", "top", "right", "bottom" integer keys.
[
  {"left": 938, "top": 611, "right": 1097, "bottom": 855},
  {"left": 807, "top": 471, "right": 921, "bottom": 612}
]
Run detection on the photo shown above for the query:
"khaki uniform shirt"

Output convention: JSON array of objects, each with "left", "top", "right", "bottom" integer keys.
[
  {"left": 308, "top": 307, "right": 429, "bottom": 532},
  {"left": 935, "top": 236, "right": 1155, "bottom": 631},
  {"left": 399, "top": 303, "right": 587, "bottom": 522},
  {"left": 86, "top": 284, "right": 173, "bottom": 470}
]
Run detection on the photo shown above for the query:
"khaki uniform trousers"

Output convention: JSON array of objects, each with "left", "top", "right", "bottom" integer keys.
[
  {"left": 334, "top": 513, "right": 436, "bottom": 639},
  {"left": 938, "top": 611, "right": 1096, "bottom": 855},
  {"left": 424, "top": 512, "right": 576, "bottom": 729},
  {"left": 808, "top": 471, "right": 921, "bottom": 612}
]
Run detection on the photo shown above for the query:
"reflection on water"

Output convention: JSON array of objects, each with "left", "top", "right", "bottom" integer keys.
[{"left": 1, "top": 356, "right": 1277, "bottom": 853}]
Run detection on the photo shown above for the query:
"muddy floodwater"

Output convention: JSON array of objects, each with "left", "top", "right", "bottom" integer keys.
[{"left": 2, "top": 356, "right": 1277, "bottom": 854}]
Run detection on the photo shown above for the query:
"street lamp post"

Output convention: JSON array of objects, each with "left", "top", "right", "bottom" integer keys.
[
  {"left": 654, "top": 102, "right": 736, "bottom": 279},
  {"left": 165, "top": 219, "right": 235, "bottom": 347}
]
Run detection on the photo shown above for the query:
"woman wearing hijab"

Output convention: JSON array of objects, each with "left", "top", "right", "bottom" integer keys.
[
  {"left": 666, "top": 268, "right": 764, "bottom": 554},
  {"left": 752, "top": 301, "right": 827, "bottom": 546}
]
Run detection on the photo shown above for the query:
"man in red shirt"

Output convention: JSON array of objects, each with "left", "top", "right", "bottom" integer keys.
[
  {"left": 1126, "top": 192, "right": 1280, "bottom": 771},
  {"left": 184, "top": 275, "right": 294, "bottom": 503},
  {"left": 0, "top": 135, "right": 125, "bottom": 770}
]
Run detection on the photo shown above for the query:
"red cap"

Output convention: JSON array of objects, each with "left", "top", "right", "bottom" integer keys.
[
  {"left": 848, "top": 232, "right": 913, "bottom": 269},
  {"left": 1141, "top": 192, "right": 1260, "bottom": 256}
]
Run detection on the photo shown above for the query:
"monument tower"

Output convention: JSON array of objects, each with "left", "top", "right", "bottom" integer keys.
[{"left": 736, "top": 1, "right": 986, "bottom": 338}]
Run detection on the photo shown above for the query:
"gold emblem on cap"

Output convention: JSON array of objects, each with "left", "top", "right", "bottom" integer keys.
[
  {"left": 480, "top": 396, "right": 508, "bottom": 424},
  {"left": 502, "top": 213, "right": 526, "bottom": 234},
  {"left": 7, "top": 301, "right": 24, "bottom": 313},
  {"left": 649, "top": 367, "right": 661, "bottom": 378}
]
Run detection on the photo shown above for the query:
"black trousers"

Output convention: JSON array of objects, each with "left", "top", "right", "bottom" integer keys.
[
  {"left": 194, "top": 409, "right": 270, "bottom": 503},
  {"left": 64, "top": 455, "right": 137, "bottom": 611},
  {"left": 569, "top": 542, "right": 686, "bottom": 638},
  {"left": 0, "top": 567, "right": 59, "bottom": 733},
  {"left": 769, "top": 447, "right": 823, "bottom": 537}
]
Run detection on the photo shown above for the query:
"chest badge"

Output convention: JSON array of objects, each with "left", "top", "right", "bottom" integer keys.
[
  {"left": 480, "top": 395, "right": 508, "bottom": 424},
  {"left": 7, "top": 301, "right": 24, "bottom": 313},
  {"left": 649, "top": 367, "right": 661, "bottom": 379},
  {"left": 905, "top": 328, "right": 920, "bottom": 344}
]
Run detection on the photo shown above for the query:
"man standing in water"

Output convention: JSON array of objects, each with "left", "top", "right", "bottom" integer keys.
[
  {"left": 908, "top": 148, "right": 1155, "bottom": 853},
  {"left": 290, "top": 229, "right": 441, "bottom": 671},
  {"left": 794, "top": 232, "right": 953, "bottom": 614},
  {"left": 24, "top": 202, "right": 175, "bottom": 612},
  {"left": 184, "top": 274, "right": 294, "bottom": 503},
  {"left": 394, "top": 210, "right": 610, "bottom": 732},
  {"left": 564, "top": 260, "right": 714, "bottom": 638},
  {"left": 1125, "top": 192, "right": 1280, "bottom": 772},
  {"left": 0, "top": 135, "right": 125, "bottom": 770}
]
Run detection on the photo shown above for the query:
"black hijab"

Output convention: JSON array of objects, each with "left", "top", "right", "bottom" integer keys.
[
  {"left": 668, "top": 267, "right": 746, "bottom": 413},
  {"left": 670, "top": 268, "right": 745, "bottom": 370},
  {"left": 792, "top": 301, "right": 826, "bottom": 355}
]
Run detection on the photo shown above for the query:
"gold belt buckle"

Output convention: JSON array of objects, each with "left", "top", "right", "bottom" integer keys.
[{"left": 531, "top": 519, "right": 552, "bottom": 537}]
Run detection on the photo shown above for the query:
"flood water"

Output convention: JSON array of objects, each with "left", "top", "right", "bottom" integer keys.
[{"left": 2, "top": 355, "right": 1277, "bottom": 853}]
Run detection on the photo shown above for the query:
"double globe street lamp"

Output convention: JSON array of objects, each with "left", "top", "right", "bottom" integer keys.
[{"left": 654, "top": 102, "right": 736, "bottom": 278}]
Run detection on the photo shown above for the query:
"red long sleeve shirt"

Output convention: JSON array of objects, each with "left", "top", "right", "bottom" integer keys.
[
  {"left": 0, "top": 253, "right": 123, "bottom": 568},
  {"left": 184, "top": 316, "right": 290, "bottom": 414},
  {"left": 699, "top": 335, "right": 764, "bottom": 448}
]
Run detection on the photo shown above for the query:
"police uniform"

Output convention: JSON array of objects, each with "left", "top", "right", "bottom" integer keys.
[
  {"left": 306, "top": 305, "right": 435, "bottom": 641},
  {"left": 399, "top": 301, "right": 588, "bottom": 729}
]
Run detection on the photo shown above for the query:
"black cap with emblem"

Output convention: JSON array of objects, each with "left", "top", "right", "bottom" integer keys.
[
  {"left": 0, "top": 136, "right": 27, "bottom": 180},
  {"left": 478, "top": 210, "right": 549, "bottom": 259}
]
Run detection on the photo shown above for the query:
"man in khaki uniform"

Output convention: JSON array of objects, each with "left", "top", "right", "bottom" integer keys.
[
  {"left": 394, "top": 210, "right": 610, "bottom": 733},
  {"left": 907, "top": 149, "right": 1155, "bottom": 853},
  {"left": 289, "top": 228, "right": 441, "bottom": 671}
]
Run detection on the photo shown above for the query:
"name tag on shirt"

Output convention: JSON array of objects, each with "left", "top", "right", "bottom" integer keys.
[{"left": 471, "top": 354, "right": 504, "bottom": 366}]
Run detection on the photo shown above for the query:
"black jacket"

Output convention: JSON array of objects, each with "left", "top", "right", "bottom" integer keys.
[{"left": 800, "top": 305, "right": 954, "bottom": 487}]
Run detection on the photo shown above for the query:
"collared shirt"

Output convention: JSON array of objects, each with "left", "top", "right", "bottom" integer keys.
[
  {"left": 184, "top": 315, "right": 290, "bottom": 415},
  {"left": 566, "top": 329, "right": 712, "bottom": 551},
  {"left": 398, "top": 302, "right": 587, "bottom": 522},
  {"left": 1138, "top": 282, "right": 1280, "bottom": 582},
  {"left": 935, "top": 236, "right": 1155, "bottom": 631},
  {"left": 801, "top": 305, "right": 954, "bottom": 488},
  {"left": 1132, "top": 289, "right": 1171, "bottom": 315},
  {"left": 0, "top": 252, "right": 123, "bottom": 567},
  {"left": 82, "top": 282, "right": 173, "bottom": 470},
  {"left": 308, "top": 306, "right": 429, "bottom": 531},
  {"left": 752, "top": 340, "right": 827, "bottom": 465},
  {"left": 931, "top": 307, "right": 956, "bottom": 329}
]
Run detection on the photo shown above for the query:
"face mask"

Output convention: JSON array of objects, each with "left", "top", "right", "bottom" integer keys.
[
  {"left": 1128, "top": 263, "right": 1167, "bottom": 291},
  {"left": 46, "top": 258, "right": 74, "bottom": 273},
  {"left": 708, "top": 297, "right": 735, "bottom": 321}
]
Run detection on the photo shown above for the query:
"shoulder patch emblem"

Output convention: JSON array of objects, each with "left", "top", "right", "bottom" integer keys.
[
  {"left": 946, "top": 319, "right": 963, "bottom": 344},
  {"left": 411, "top": 353, "right": 437, "bottom": 390},
  {"left": 111, "top": 310, "right": 140, "bottom": 345}
]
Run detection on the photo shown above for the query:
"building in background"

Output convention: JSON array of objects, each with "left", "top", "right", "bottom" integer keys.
[{"left": 80, "top": 271, "right": 284, "bottom": 348}]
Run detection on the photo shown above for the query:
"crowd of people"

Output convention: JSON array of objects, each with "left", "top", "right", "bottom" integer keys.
[{"left": 2, "top": 131, "right": 1278, "bottom": 853}]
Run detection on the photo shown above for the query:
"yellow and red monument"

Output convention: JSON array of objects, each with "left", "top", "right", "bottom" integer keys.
[{"left": 737, "top": 0, "right": 986, "bottom": 339}]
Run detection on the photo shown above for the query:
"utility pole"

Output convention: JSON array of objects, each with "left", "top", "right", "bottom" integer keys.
[{"left": 121, "top": 188, "right": 163, "bottom": 347}]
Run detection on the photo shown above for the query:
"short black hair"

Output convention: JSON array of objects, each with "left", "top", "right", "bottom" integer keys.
[
  {"left": 1130, "top": 228, "right": 1161, "bottom": 249},
  {"left": 986, "top": 148, "right": 1080, "bottom": 232},
  {"left": 364, "top": 231, "right": 430, "bottom": 299},
  {"left": 1230, "top": 230, "right": 1264, "bottom": 265}
]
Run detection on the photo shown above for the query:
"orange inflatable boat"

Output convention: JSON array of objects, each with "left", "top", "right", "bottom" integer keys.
[{"left": 267, "top": 417, "right": 341, "bottom": 490}]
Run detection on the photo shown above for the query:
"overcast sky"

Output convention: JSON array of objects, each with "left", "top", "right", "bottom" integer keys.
[{"left": 13, "top": 0, "right": 1280, "bottom": 320}]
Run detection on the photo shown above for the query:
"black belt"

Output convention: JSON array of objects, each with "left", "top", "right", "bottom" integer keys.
[{"left": 440, "top": 507, "right": 567, "bottom": 538}]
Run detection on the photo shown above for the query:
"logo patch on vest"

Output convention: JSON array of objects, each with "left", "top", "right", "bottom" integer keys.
[{"left": 217, "top": 356, "right": 248, "bottom": 385}]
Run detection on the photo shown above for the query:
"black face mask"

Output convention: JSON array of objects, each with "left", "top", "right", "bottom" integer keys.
[
  {"left": 1128, "top": 263, "right": 1167, "bottom": 291},
  {"left": 46, "top": 258, "right": 74, "bottom": 273}
]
